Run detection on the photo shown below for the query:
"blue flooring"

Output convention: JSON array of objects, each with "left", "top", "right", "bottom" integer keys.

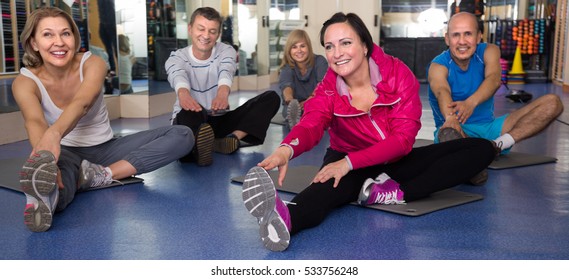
[{"left": 0, "top": 83, "right": 568, "bottom": 260}]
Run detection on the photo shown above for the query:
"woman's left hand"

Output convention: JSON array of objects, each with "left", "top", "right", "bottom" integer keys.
[{"left": 313, "top": 158, "right": 350, "bottom": 188}]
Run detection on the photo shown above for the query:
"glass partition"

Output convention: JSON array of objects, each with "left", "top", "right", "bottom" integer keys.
[
  {"left": 115, "top": 0, "right": 149, "bottom": 94},
  {"left": 236, "top": 0, "right": 259, "bottom": 76}
]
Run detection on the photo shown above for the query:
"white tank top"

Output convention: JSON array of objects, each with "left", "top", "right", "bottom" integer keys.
[{"left": 20, "top": 52, "right": 114, "bottom": 147}]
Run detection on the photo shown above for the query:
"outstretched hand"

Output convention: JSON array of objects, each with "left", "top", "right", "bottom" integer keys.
[
  {"left": 441, "top": 115, "right": 467, "bottom": 137},
  {"left": 312, "top": 158, "right": 350, "bottom": 188},
  {"left": 257, "top": 146, "right": 292, "bottom": 186},
  {"left": 448, "top": 99, "right": 476, "bottom": 124},
  {"left": 178, "top": 88, "right": 202, "bottom": 112},
  {"left": 211, "top": 94, "right": 229, "bottom": 111}
]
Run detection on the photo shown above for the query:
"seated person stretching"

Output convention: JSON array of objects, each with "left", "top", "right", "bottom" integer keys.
[
  {"left": 13, "top": 7, "right": 193, "bottom": 232},
  {"left": 428, "top": 12, "right": 563, "bottom": 153},
  {"left": 278, "top": 29, "right": 328, "bottom": 128},
  {"left": 166, "top": 7, "right": 280, "bottom": 166},
  {"left": 241, "top": 12, "right": 497, "bottom": 251}
]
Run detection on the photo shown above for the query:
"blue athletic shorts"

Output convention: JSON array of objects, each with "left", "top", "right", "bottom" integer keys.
[{"left": 434, "top": 114, "right": 510, "bottom": 153}]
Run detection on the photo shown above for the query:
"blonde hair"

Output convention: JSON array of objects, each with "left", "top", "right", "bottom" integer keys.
[
  {"left": 20, "top": 7, "right": 81, "bottom": 68},
  {"left": 280, "top": 29, "right": 315, "bottom": 69},
  {"left": 118, "top": 34, "right": 131, "bottom": 53}
]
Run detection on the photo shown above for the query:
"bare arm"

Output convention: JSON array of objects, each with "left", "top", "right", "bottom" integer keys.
[
  {"left": 45, "top": 55, "right": 108, "bottom": 142},
  {"left": 12, "top": 54, "right": 107, "bottom": 158},
  {"left": 282, "top": 87, "right": 294, "bottom": 104},
  {"left": 466, "top": 43, "right": 502, "bottom": 107},
  {"left": 428, "top": 62, "right": 462, "bottom": 132},
  {"left": 12, "top": 76, "right": 49, "bottom": 149},
  {"left": 450, "top": 44, "right": 503, "bottom": 123},
  {"left": 279, "top": 66, "right": 295, "bottom": 105}
]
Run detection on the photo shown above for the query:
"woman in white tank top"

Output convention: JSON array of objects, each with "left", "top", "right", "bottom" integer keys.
[{"left": 12, "top": 7, "right": 193, "bottom": 232}]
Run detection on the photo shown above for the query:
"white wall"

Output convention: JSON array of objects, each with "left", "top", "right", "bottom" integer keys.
[{"left": 115, "top": 0, "right": 148, "bottom": 57}]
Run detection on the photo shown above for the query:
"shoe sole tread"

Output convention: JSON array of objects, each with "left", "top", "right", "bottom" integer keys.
[
  {"left": 214, "top": 137, "right": 239, "bottom": 154},
  {"left": 243, "top": 167, "right": 290, "bottom": 251},
  {"left": 195, "top": 124, "right": 214, "bottom": 166},
  {"left": 20, "top": 151, "right": 58, "bottom": 232},
  {"left": 286, "top": 100, "right": 301, "bottom": 128}
]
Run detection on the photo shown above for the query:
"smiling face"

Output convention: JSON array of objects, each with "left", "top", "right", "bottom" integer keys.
[
  {"left": 323, "top": 22, "right": 368, "bottom": 80},
  {"left": 290, "top": 40, "right": 309, "bottom": 64},
  {"left": 189, "top": 15, "right": 221, "bottom": 59},
  {"left": 445, "top": 13, "right": 482, "bottom": 68},
  {"left": 31, "top": 16, "right": 76, "bottom": 68}
]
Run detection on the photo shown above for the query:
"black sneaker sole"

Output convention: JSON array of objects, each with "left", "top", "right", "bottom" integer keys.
[
  {"left": 20, "top": 150, "right": 58, "bottom": 232},
  {"left": 242, "top": 167, "right": 290, "bottom": 252},
  {"left": 195, "top": 124, "right": 214, "bottom": 166},
  {"left": 214, "top": 136, "right": 239, "bottom": 154}
]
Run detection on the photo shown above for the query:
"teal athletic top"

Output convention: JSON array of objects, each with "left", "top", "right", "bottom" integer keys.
[{"left": 427, "top": 43, "right": 495, "bottom": 127}]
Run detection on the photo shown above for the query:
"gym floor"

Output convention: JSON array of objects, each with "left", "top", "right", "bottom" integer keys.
[{"left": 0, "top": 82, "right": 568, "bottom": 260}]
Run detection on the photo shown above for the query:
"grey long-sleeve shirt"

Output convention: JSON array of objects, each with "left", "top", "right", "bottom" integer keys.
[{"left": 165, "top": 42, "right": 237, "bottom": 119}]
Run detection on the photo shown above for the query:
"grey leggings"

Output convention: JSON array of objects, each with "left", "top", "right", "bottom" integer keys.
[{"left": 55, "top": 125, "right": 193, "bottom": 211}]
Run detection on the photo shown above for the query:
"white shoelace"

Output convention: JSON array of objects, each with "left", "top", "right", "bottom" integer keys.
[
  {"left": 373, "top": 190, "right": 405, "bottom": 205},
  {"left": 90, "top": 170, "right": 122, "bottom": 189}
]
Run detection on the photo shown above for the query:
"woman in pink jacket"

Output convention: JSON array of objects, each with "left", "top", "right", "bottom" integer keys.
[{"left": 242, "top": 12, "right": 496, "bottom": 251}]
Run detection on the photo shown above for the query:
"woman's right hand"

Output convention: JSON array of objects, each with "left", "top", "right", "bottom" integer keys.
[{"left": 258, "top": 146, "right": 292, "bottom": 186}]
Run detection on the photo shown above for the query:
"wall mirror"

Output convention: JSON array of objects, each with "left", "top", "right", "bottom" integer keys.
[
  {"left": 87, "top": 0, "right": 148, "bottom": 95},
  {"left": 234, "top": 0, "right": 258, "bottom": 77},
  {"left": 115, "top": 0, "right": 149, "bottom": 94}
]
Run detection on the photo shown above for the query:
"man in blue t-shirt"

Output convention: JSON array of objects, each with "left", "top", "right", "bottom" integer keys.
[{"left": 427, "top": 12, "right": 563, "bottom": 154}]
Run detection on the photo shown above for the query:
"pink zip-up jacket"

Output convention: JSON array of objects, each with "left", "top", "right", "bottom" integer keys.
[{"left": 281, "top": 44, "right": 421, "bottom": 170}]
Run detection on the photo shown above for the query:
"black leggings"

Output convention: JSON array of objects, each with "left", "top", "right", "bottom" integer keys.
[
  {"left": 288, "top": 137, "right": 496, "bottom": 235},
  {"left": 174, "top": 90, "right": 280, "bottom": 145}
]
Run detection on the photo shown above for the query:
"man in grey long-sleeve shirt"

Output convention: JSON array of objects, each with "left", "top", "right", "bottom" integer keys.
[{"left": 166, "top": 7, "right": 279, "bottom": 166}]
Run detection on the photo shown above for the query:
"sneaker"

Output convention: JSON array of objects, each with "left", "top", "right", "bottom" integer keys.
[
  {"left": 77, "top": 160, "right": 115, "bottom": 190},
  {"left": 242, "top": 166, "right": 291, "bottom": 252},
  {"left": 493, "top": 140, "right": 503, "bottom": 158},
  {"left": 286, "top": 99, "right": 301, "bottom": 128},
  {"left": 194, "top": 123, "right": 214, "bottom": 166},
  {"left": 357, "top": 173, "right": 405, "bottom": 205},
  {"left": 214, "top": 134, "right": 240, "bottom": 154},
  {"left": 20, "top": 150, "right": 59, "bottom": 232},
  {"left": 437, "top": 127, "right": 463, "bottom": 142},
  {"left": 469, "top": 169, "right": 488, "bottom": 186}
]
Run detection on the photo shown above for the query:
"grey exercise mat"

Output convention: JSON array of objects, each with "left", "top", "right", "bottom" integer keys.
[
  {"left": 488, "top": 152, "right": 557, "bottom": 169},
  {"left": 231, "top": 165, "right": 320, "bottom": 192},
  {"left": 271, "top": 114, "right": 286, "bottom": 125},
  {"left": 0, "top": 157, "right": 143, "bottom": 193},
  {"left": 231, "top": 165, "right": 482, "bottom": 216},
  {"left": 413, "top": 138, "right": 434, "bottom": 148},
  {"left": 363, "top": 189, "right": 483, "bottom": 216}
]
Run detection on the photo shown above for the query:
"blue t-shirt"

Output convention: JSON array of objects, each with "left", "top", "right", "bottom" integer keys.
[{"left": 427, "top": 43, "right": 495, "bottom": 127}]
